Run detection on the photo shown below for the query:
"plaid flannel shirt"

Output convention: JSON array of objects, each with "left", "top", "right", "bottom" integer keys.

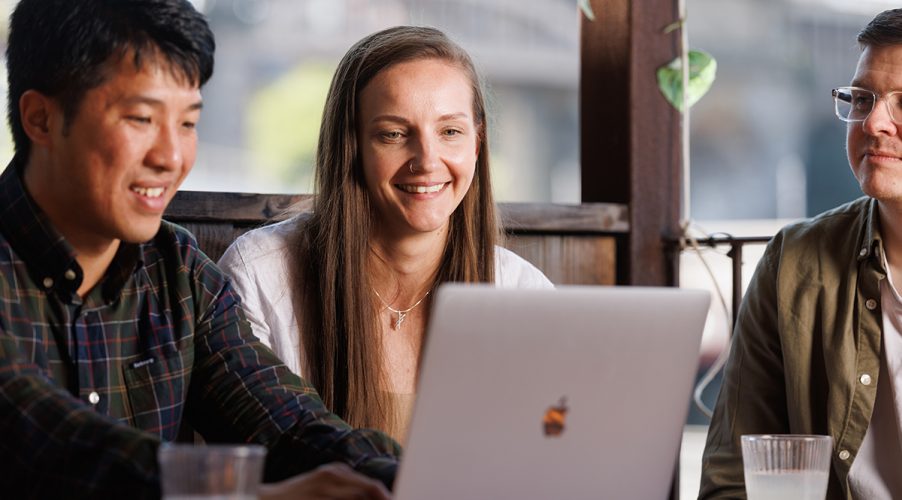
[{"left": 0, "top": 162, "right": 400, "bottom": 498}]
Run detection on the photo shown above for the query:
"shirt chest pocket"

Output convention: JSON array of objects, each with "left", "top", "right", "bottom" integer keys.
[{"left": 122, "top": 349, "right": 194, "bottom": 440}]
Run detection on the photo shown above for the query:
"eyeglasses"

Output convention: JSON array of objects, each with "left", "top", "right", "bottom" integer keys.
[{"left": 832, "top": 86, "right": 902, "bottom": 124}]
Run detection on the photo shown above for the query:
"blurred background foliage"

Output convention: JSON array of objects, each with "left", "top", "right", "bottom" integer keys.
[{"left": 247, "top": 63, "right": 334, "bottom": 188}]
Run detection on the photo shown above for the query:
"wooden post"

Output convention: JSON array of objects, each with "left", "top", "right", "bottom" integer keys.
[
  {"left": 580, "top": 0, "right": 682, "bottom": 287},
  {"left": 581, "top": 1, "right": 684, "bottom": 498}
]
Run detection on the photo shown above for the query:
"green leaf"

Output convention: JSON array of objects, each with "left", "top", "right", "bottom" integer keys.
[
  {"left": 578, "top": 0, "right": 596, "bottom": 21},
  {"left": 662, "top": 19, "right": 683, "bottom": 34},
  {"left": 656, "top": 50, "right": 717, "bottom": 112}
]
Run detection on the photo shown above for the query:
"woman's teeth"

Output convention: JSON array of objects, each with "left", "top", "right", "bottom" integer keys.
[{"left": 398, "top": 183, "right": 445, "bottom": 194}]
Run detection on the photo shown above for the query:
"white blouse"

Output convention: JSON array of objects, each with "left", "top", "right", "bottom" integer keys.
[{"left": 217, "top": 217, "right": 555, "bottom": 376}]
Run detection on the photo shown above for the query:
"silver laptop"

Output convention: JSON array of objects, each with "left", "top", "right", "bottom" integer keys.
[{"left": 394, "top": 285, "right": 710, "bottom": 500}]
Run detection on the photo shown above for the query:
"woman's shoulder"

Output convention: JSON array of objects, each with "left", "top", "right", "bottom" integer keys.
[
  {"left": 236, "top": 217, "right": 298, "bottom": 252},
  {"left": 493, "top": 246, "right": 554, "bottom": 289},
  {"left": 218, "top": 216, "right": 300, "bottom": 273}
]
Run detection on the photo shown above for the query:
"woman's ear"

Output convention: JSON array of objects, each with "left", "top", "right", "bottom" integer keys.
[{"left": 19, "top": 90, "right": 57, "bottom": 148}]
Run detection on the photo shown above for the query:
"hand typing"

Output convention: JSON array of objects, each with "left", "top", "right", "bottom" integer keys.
[{"left": 259, "top": 462, "right": 391, "bottom": 500}]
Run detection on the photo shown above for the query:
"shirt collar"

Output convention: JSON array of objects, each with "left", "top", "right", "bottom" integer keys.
[
  {"left": 101, "top": 242, "right": 143, "bottom": 303},
  {"left": 860, "top": 197, "right": 886, "bottom": 271},
  {"left": 0, "top": 159, "right": 143, "bottom": 301}
]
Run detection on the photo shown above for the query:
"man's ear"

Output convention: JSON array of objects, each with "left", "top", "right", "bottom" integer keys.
[{"left": 19, "top": 90, "right": 58, "bottom": 147}]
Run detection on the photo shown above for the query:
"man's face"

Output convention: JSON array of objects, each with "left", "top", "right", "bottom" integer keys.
[
  {"left": 31, "top": 53, "right": 202, "bottom": 247},
  {"left": 847, "top": 44, "right": 902, "bottom": 205}
]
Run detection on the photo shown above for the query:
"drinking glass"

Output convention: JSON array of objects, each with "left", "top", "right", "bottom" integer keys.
[
  {"left": 158, "top": 443, "right": 266, "bottom": 500},
  {"left": 741, "top": 434, "right": 832, "bottom": 500}
]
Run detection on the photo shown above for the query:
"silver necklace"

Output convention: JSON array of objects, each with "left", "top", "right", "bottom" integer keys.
[{"left": 373, "top": 288, "right": 431, "bottom": 330}]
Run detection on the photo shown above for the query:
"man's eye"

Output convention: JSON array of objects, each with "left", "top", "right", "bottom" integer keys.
[
  {"left": 128, "top": 116, "right": 151, "bottom": 124},
  {"left": 891, "top": 94, "right": 902, "bottom": 111},
  {"left": 853, "top": 96, "right": 874, "bottom": 109},
  {"left": 381, "top": 131, "right": 403, "bottom": 140}
]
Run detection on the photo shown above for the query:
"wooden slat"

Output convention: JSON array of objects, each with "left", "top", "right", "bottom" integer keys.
[
  {"left": 164, "top": 191, "right": 623, "bottom": 284},
  {"left": 165, "top": 191, "right": 312, "bottom": 224},
  {"left": 166, "top": 191, "right": 629, "bottom": 234},
  {"left": 506, "top": 234, "right": 616, "bottom": 285},
  {"left": 500, "top": 202, "right": 627, "bottom": 234}
]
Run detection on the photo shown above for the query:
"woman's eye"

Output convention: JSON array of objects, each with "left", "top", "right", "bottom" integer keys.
[
  {"left": 128, "top": 116, "right": 152, "bottom": 124},
  {"left": 381, "top": 131, "right": 403, "bottom": 140}
]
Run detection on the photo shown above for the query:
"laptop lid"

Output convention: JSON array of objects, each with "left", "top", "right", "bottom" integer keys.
[{"left": 393, "top": 285, "right": 710, "bottom": 500}]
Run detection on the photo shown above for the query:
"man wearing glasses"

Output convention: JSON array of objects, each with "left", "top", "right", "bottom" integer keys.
[{"left": 701, "top": 9, "right": 902, "bottom": 499}]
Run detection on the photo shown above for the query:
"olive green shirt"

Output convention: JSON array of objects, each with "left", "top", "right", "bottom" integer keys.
[{"left": 700, "top": 197, "right": 886, "bottom": 500}]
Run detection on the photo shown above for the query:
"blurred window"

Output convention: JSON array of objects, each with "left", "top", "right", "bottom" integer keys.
[
  {"left": 188, "top": 0, "right": 581, "bottom": 202},
  {"left": 687, "top": 0, "right": 897, "bottom": 221}
]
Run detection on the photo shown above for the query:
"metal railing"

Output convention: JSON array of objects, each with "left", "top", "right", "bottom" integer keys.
[{"left": 686, "top": 235, "right": 773, "bottom": 328}]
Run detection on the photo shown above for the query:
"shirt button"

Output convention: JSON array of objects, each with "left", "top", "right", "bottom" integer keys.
[
  {"left": 88, "top": 392, "right": 100, "bottom": 405},
  {"left": 866, "top": 299, "right": 878, "bottom": 310},
  {"left": 860, "top": 373, "right": 872, "bottom": 386},
  {"left": 64, "top": 269, "right": 76, "bottom": 280},
  {"left": 839, "top": 450, "right": 851, "bottom": 460},
  {"left": 860, "top": 247, "right": 868, "bottom": 257},
  {"left": 42, "top": 277, "right": 54, "bottom": 288}
]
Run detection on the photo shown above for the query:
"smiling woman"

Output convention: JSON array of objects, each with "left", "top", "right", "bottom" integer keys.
[
  {"left": 217, "top": 26, "right": 553, "bottom": 443},
  {"left": 358, "top": 58, "right": 478, "bottom": 241}
]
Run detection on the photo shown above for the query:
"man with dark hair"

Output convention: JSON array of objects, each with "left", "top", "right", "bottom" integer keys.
[
  {"left": 0, "top": 1, "right": 397, "bottom": 498},
  {"left": 700, "top": 8, "right": 902, "bottom": 499}
]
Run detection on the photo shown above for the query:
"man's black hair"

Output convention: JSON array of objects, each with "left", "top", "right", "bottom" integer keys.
[
  {"left": 6, "top": 0, "right": 215, "bottom": 160},
  {"left": 859, "top": 9, "right": 902, "bottom": 48}
]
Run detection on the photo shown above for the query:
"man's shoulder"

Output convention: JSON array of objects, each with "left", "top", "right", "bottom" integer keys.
[
  {"left": 142, "top": 220, "right": 214, "bottom": 271},
  {"left": 769, "top": 197, "right": 871, "bottom": 265},
  {"left": 778, "top": 197, "right": 870, "bottom": 244},
  {"left": 155, "top": 219, "right": 200, "bottom": 246},
  {"left": 141, "top": 220, "right": 234, "bottom": 311}
]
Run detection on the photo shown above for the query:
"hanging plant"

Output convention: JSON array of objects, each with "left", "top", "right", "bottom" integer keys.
[
  {"left": 656, "top": 49, "right": 717, "bottom": 112},
  {"left": 578, "top": 0, "right": 596, "bottom": 21}
]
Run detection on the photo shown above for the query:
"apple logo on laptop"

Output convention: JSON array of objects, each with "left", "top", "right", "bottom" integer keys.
[{"left": 542, "top": 396, "right": 568, "bottom": 437}]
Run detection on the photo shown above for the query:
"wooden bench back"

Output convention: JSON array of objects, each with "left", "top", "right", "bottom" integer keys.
[{"left": 164, "top": 191, "right": 627, "bottom": 285}]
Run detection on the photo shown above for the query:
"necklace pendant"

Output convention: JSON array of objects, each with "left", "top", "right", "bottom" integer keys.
[{"left": 393, "top": 311, "right": 407, "bottom": 329}]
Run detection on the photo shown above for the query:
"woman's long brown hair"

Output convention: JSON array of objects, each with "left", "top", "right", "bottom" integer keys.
[{"left": 291, "top": 26, "right": 499, "bottom": 436}]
